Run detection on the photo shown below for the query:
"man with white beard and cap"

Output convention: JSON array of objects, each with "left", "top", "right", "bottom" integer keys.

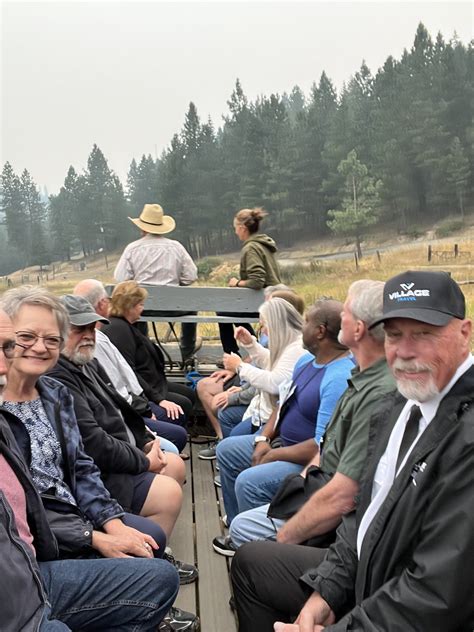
[{"left": 232, "top": 270, "right": 474, "bottom": 632}]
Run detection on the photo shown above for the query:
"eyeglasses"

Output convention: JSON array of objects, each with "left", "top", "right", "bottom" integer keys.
[
  {"left": 15, "top": 331, "right": 63, "bottom": 350},
  {"left": 0, "top": 340, "right": 18, "bottom": 359}
]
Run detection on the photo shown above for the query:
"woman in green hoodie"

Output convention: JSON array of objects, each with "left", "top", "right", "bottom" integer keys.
[{"left": 219, "top": 207, "right": 282, "bottom": 354}]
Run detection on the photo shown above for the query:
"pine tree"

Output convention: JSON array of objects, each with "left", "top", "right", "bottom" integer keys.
[
  {"left": 327, "top": 150, "right": 382, "bottom": 258},
  {"left": 19, "top": 169, "right": 49, "bottom": 266},
  {"left": 446, "top": 137, "right": 470, "bottom": 218},
  {"left": 1, "top": 162, "right": 26, "bottom": 254}
]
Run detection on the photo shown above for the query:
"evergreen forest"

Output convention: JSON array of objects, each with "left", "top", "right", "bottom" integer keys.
[{"left": 1, "top": 24, "right": 472, "bottom": 274}]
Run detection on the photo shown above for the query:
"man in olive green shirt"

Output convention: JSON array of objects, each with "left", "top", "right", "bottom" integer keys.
[
  {"left": 230, "top": 280, "right": 397, "bottom": 631},
  {"left": 229, "top": 279, "right": 395, "bottom": 549}
]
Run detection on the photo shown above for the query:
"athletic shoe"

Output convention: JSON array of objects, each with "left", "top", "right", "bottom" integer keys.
[
  {"left": 163, "top": 552, "right": 199, "bottom": 585},
  {"left": 213, "top": 474, "right": 221, "bottom": 488},
  {"left": 158, "top": 607, "right": 200, "bottom": 631},
  {"left": 212, "top": 535, "right": 237, "bottom": 557},
  {"left": 198, "top": 441, "right": 219, "bottom": 460}
]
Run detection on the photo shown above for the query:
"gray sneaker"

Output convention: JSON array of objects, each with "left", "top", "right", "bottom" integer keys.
[
  {"left": 198, "top": 441, "right": 219, "bottom": 460},
  {"left": 159, "top": 607, "right": 200, "bottom": 631},
  {"left": 214, "top": 474, "right": 221, "bottom": 488}
]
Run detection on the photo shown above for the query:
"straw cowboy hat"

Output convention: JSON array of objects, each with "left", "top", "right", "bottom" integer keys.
[{"left": 128, "top": 204, "right": 176, "bottom": 235}]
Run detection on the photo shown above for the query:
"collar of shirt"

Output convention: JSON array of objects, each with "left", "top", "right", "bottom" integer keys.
[
  {"left": 357, "top": 353, "right": 473, "bottom": 558},
  {"left": 348, "top": 357, "right": 388, "bottom": 392}
]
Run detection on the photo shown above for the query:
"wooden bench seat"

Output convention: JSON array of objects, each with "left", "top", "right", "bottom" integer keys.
[{"left": 139, "top": 285, "right": 264, "bottom": 324}]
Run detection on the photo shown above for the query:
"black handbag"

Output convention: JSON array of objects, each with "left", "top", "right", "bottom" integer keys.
[
  {"left": 41, "top": 493, "right": 94, "bottom": 557},
  {"left": 267, "top": 465, "right": 336, "bottom": 548}
]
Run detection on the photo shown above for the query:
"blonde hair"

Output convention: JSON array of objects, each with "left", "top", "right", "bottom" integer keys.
[
  {"left": 234, "top": 207, "right": 268, "bottom": 234},
  {"left": 269, "top": 290, "right": 305, "bottom": 315},
  {"left": 259, "top": 297, "right": 303, "bottom": 369},
  {"left": 109, "top": 281, "right": 148, "bottom": 317}
]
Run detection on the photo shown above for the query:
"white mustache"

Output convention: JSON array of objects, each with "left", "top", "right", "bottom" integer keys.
[
  {"left": 392, "top": 359, "right": 433, "bottom": 374},
  {"left": 0, "top": 376, "right": 7, "bottom": 387}
]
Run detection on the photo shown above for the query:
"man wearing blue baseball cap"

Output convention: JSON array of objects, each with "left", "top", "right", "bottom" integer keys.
[{"left": 232, "top": 270, "right": 474, "bottom": 632}]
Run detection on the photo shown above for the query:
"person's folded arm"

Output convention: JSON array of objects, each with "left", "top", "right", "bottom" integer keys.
[
  {"left": 239, "top": 342, "right": 304, "bottom": 394},
  {"left": 277, "top": 472, "right": 358, "bottom": 545}
]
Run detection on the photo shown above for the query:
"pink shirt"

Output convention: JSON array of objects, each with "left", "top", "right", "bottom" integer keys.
[{"left": 0, "top": 454, "right": 35, "bottom": 554}]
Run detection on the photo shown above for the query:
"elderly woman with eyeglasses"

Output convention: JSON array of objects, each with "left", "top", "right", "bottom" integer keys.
[{"left": 0, "top": 286, "right": 171, "bottom": 561}]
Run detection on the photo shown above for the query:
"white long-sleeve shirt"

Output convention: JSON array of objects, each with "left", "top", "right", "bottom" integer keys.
[
  {"left": 239, "top": 336, "right": 306, "bottom": 395},
  {"left": 114, "top": 234, "right": 197, "bottom": 286}
]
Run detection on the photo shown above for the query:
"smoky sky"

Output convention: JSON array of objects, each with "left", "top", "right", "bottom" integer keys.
[{"left": 1, "top": 1, "right": 472, "bottom": 193}]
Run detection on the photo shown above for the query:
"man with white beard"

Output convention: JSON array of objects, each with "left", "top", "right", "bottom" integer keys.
[{"left": 232, "top": 270, "right": 474, "bottom": 632}]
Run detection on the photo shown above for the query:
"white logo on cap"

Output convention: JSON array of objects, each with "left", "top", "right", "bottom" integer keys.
[{"left": 388, "top": 282, "right": 430, "bottom": 302}]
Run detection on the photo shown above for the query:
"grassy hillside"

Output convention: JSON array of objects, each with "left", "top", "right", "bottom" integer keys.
[{"left": 2, "top": 222, "right": 473, "bottom": 327}]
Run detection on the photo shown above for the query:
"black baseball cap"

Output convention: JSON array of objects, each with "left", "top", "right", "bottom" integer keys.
[
  {"left": 61, "top": 295, "right": 109, "bottom": 326},
  {"left": 370, "top": 270, "right": 466, "bottom": 328}
]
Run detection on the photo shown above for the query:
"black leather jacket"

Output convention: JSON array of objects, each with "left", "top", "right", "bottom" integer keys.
[
  {"left": 0, "top": 410, "right": 58, "bottom": 631},
  {"left": 47, "top": 356, "right": 153, "bottom": 511},
  {"left": 302, "top": 365, "right": 474, "bottom": 631}
]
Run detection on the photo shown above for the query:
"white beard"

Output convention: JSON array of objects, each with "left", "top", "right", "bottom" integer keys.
[
  {"left": 64, "top": 344, "right": 95, "bottom": 366},
  {"left": 392, "top": 359, "right": 440, "bottom": 403}
]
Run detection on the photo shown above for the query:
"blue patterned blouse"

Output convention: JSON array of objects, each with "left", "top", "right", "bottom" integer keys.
[{"left": 3, "top": 398, "right": 77, "bottom": 505}]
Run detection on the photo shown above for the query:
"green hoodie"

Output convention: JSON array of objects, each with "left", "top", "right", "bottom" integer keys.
[{"left": 239, "top": 233, "right": 282, "bottom": 290}]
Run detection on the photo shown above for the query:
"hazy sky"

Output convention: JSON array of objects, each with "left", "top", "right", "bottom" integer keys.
[{"left": 1, "top": 0, "right": 472, "bottom": 193}]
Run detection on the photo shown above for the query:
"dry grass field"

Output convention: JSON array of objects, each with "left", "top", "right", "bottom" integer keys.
[{"left": 1, "top": 235, "right": 473, "bottom": 347}]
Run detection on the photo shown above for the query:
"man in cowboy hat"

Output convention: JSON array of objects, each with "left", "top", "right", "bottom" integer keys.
[{"left": 114, "top": 203, "right": 199, "bottom": 364}]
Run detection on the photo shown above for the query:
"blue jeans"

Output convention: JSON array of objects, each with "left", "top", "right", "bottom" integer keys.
[
  {"left": 230, "top": 503, "right": 285, "bottom": 547},
  {"left": 217, "top": 432, "right": 302, "bottom": 523},
  {"left": 39, "top": 557, "right": 179, "bottom": 631},
  {"left": 218, "top": 405, "right": 248, "bottom": 438},
  {"left": 229, "top": 416, "right": 255, "bottom": 437}
]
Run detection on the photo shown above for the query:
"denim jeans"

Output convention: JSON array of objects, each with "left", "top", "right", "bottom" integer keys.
[
  {"left": 217, "top": 434, "right": 303, "bottom": 523},
  {"left": 39, "top": 557, "right": 179, "bottom": 631},
  {"left": 218, "top": 405, "right": 248, "bottom": 438},
  {"left": 229, "top": 417, "right": 255, "bottom": 437},
  {"left": 230, "top": 503, "right": 285, "bottom": 547}
]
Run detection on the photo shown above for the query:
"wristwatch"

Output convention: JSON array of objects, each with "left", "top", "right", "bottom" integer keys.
[{"left": 253, "top": 435, "right": 270, "bottom": 446}]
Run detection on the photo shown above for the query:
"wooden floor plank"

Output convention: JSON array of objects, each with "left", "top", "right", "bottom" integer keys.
[
  {"left": 193, "top": 443, "right": 237, "bottom": 631},
  {"left": 169, "top": 446, "right": 196, "bottom": 614}
]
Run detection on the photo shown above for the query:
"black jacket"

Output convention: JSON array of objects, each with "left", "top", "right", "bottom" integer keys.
[
  {"left": 102, "top": 316, "right": 168, "bottom": 403},
  {"left": 0, "top": 410, "right": 58, "bottom": 631},
  {"left": 48, "top": 356, "right": 153, "bottom": 511},
  {"left": 302, "top": 365, "right": 474, "bottom": 631}
]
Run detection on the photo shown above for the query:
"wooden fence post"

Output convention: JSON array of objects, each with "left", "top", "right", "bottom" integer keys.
[{"left": 428, "top": 245, "right": 432, "bottom": 262}]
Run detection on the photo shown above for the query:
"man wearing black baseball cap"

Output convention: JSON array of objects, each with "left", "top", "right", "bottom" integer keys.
[{"left": 261, "top": 271, "right": 474, "bottom": 632}]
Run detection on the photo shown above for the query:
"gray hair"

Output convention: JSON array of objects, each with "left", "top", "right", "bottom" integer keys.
[
  {"left": 73, "top": 279, "right": 108, "bottom": 308},
  {"left": 347, "top": 280, "right": 385, "bottom": 342},
  {"left": 0, "top": 286, "right": 69, "bottom": 342},
  {"left": 259, "top": 297, "right": 303, "bottom": 369}
]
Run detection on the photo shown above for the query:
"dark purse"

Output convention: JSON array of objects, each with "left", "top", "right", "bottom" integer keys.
[
  {"left": 41, "top": 493, "right": 94, "bottom": 557},
  {"left": 267, "top": 465, "right": 336, "bottom": 548}
]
